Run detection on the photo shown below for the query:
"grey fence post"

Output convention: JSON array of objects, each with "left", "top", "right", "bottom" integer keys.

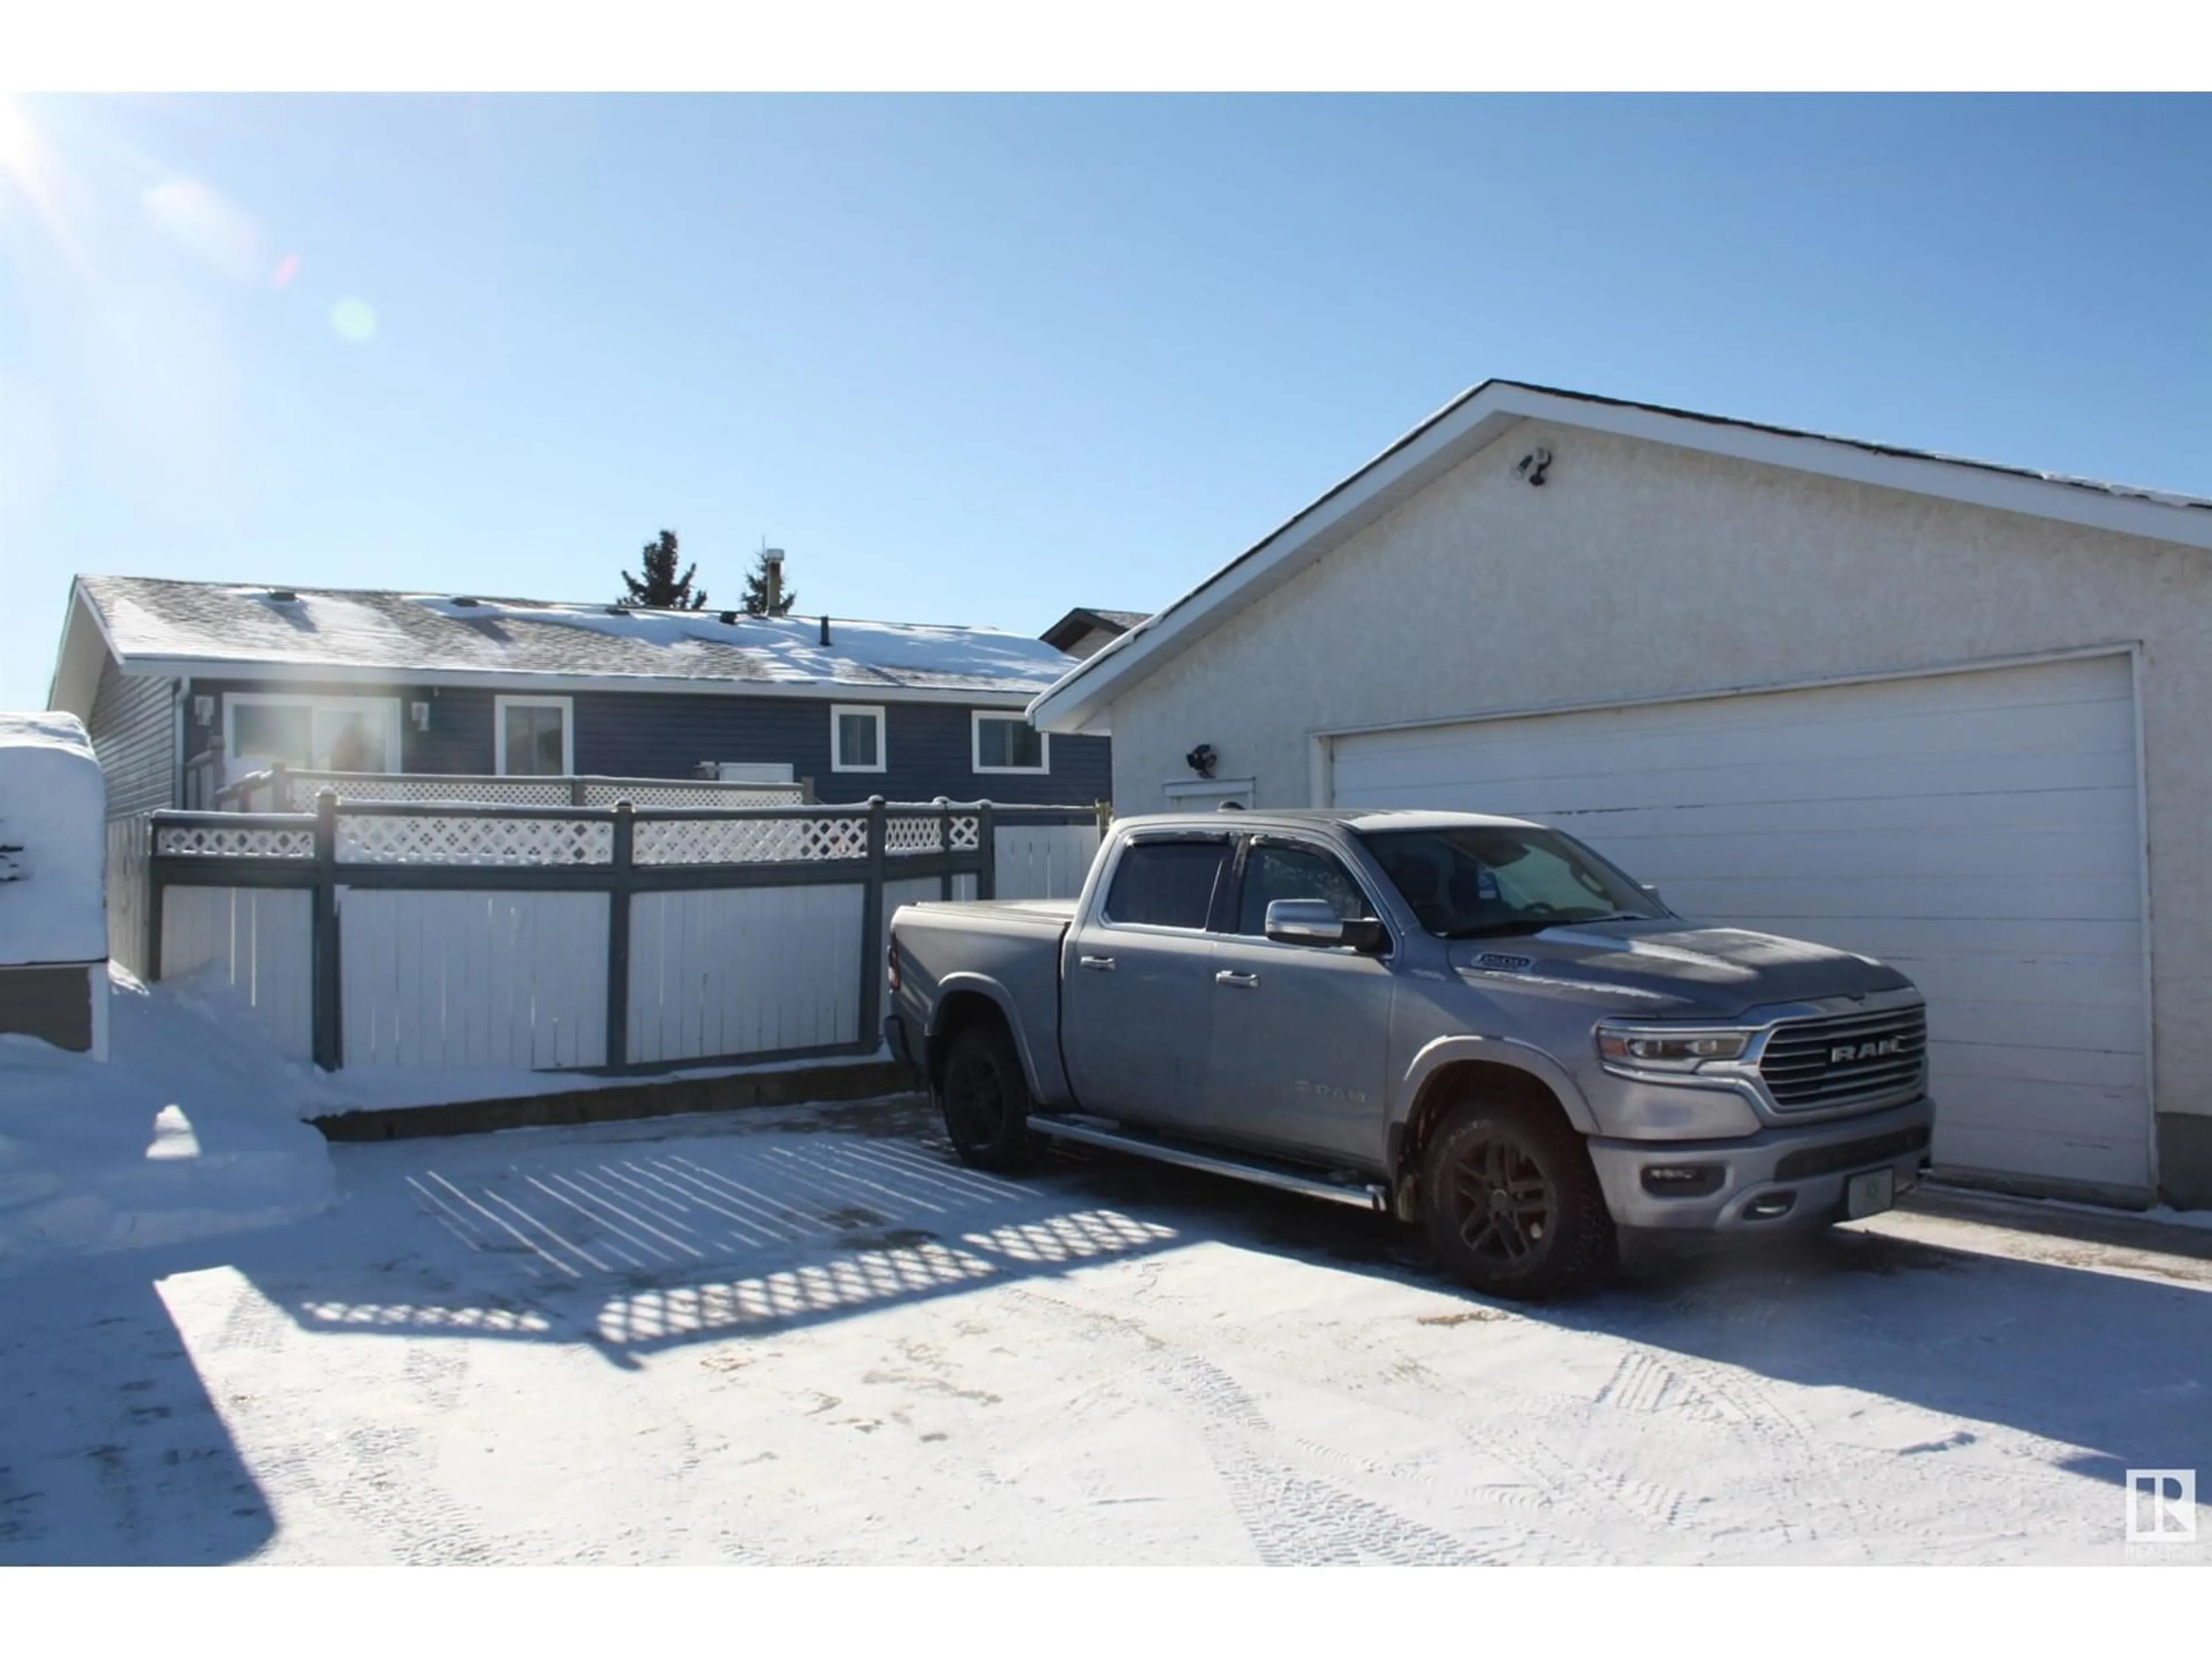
[
  {"left": 858, "top": 796, "right": 888, "bottom": 1053},
  {"left": 978, "top": 801, "right": 997, "bottom": 900},
  {"left": 936, "top": 796, "right": 954, "bottom": 901},
  {"left": 605, "top": 800, "right": 634, "bottom": 1069},
  {"left": 571, "top": 778, "right": 588, "bottom": 807},
  {"left": 312, "top": 789, "right": 342, "bottom": 1071}
]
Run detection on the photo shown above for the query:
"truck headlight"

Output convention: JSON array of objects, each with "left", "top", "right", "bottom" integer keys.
[{"left": 1595, "top": 1022, "right": 1752, "bottom": 1071}]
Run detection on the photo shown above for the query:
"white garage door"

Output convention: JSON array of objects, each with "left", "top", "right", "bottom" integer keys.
[{"left": 1329, "top": 655, "right": 2151, "bottom": 1198}]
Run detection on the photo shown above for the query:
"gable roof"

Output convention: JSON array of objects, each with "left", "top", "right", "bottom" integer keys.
[
  {"left": 52, "top": 575, "right": 1082, "bottom": 717},
  {"left": 1040, "top": 607, "right": 1150, "bottom": 653},
  {"left": 1027, "top": 379, "right": 2212, "bottom": 735}
]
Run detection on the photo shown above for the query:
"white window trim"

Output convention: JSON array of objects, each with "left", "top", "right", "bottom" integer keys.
[
  {"left": 494, "top": 695, "right": 575, "bottom": 777},
  {"left": 831, "top": 703, "right": 887, "bottom": 774},
  {"left": 1163, "top": 776, "right": 1255, "bottom": 810},
  {"left": 971, "top": 710, "right": 1051, "bottom": 775},
  {"left": 224, "top": 692, "right": 403, "bottom": 773}
]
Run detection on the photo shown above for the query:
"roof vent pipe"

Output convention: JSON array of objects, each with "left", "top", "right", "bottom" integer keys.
[{"left": 820, "top": 615, "right": 831, "bottom": 646}]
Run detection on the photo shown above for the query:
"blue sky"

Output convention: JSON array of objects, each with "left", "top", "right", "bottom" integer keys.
[{"left": 3, "top": 93, "right": 2209, "bottom": 712}]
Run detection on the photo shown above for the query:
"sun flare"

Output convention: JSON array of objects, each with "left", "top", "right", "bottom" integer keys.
[
  {"left": 0, "top": 94, "right": 43, "bottom": 189},
  {"left": 0, "top": 93, "right": 66, "bottom": 236}
]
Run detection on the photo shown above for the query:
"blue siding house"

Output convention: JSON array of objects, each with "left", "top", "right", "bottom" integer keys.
[{"left": 49, "top": 575, "right": 1113, "bottom": 813}]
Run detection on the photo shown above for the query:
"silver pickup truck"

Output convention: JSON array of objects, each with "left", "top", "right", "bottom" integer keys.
[{"left": 885, "top": 808, "right": 1934, "bottom": 1300}]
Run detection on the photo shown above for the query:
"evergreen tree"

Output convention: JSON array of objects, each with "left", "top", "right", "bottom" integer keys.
[
  {"left": 618, "top": 529, "right": 708, "bottom": 610},
  {"left": 740, "top": 547, "right": 797, "bottom": 616}
]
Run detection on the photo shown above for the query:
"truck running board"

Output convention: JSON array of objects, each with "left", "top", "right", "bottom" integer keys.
[{"left": 1029, "top": 1114, "right": 1392, "bottom": 1213}]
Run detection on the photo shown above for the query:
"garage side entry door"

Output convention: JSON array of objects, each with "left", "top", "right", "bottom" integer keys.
[{"left": 1328, "top": 655, "right": 2150, "bottom": 1198}]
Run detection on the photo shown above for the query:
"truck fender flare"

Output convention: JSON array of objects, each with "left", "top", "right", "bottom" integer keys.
[
  {"left": 926, "top": 972, "right": 1050, "bottom": 1100},
  {"left": 1397, "top": 1033, "right": 1601, "bottom": 1139}
]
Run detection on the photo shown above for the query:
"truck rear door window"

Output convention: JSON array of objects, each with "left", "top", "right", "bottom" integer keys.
[{"left": 1103, "top": 841, "right": 1232, "bottom": 930}]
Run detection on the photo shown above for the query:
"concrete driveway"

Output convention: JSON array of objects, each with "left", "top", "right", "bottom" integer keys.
[{"left": 3, "top": 1096, "right": 2206, "bottom": 1565}]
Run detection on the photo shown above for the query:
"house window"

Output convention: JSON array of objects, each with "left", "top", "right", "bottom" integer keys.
[
  {"left": 495, "top": 696, "right": 573, "bottom": 777},
  {"left": 973, "top": 712, "right": 1048, "bottom": 774},
  {"left": 225, "top": 694, "right": 400, "bottom": 773},
  {"left": 831, "top": 704, "right": 885, "bottom": 773}
]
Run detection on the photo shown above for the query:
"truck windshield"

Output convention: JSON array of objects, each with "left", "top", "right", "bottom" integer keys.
[{"left": 1355, "top": 825, "right": 1668, "bottom": 939}]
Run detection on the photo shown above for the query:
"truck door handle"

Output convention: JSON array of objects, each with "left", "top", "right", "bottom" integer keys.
[
  {"left": 1215, "top": 969, "right": 1261, "bottom": 990},
  {"left": 1079, "top": 955, "right": 1117, "bottom": 972}
]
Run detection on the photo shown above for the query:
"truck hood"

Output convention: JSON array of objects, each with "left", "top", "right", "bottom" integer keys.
[{"left": 1447, "top": 919, "right": 1912, "bottom": 1018}]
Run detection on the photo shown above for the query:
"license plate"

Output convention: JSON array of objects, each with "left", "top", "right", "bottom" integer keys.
[{"left": 1844, "top": 1167, "right": 1896, "bottom": 1219}]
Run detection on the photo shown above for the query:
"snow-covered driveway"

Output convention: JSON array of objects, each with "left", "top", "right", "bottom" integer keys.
[{"left": 3, "top": 1097, "right": 2206, "bottom": 1565}]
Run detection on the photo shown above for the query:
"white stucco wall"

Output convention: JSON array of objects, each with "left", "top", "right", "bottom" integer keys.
[{"left": 1100, "top": 424, "right": 2212, "bottom": 1163}]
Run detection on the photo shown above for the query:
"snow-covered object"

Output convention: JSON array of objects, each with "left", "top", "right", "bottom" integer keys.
[
  {"left": 0, "top": 967, "right": 335, "bottom": 1268},
  {"left": 0, "top": 711, "right": 108, "bottom": 967},
  {"left": 76, "top": 576, "right": 1080, "bottom": 696}
]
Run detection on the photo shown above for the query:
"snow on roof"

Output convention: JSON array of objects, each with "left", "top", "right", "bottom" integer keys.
[
  {"left": 0, "top": 712, "right": 108, "bottom": 968},
  {"left": 74, "top": 577, "right": 1082, "bottom": 700}
]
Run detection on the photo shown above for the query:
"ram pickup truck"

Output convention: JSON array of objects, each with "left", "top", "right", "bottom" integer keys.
[{"left": 885, "top": 809, "right": 1935, "bottom": 1300}]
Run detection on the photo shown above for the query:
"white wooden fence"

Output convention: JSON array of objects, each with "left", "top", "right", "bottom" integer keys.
[{"left": 136, "top": 800, "right": 1098, "bottom": 1074}]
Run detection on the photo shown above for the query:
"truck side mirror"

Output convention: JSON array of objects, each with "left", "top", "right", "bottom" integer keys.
[{"left": 1265, "top": 899, "right": 1388, "bottom": 955}]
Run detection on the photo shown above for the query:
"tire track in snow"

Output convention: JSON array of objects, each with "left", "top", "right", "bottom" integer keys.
[
  {"left": 1009, "top": 1289, "right": 1520, "bottom": 1565},
  {"left": 1601, "top": 1340, "right": 1886, "bottom": 1559}
]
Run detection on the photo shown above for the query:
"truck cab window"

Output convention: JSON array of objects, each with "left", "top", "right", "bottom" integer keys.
[
  {"left": 1236, "top": 843, "right": 1375, "bottom": 936},
  {"left": 1102, "top": 840, "right": 1232, "bottom": 930}
]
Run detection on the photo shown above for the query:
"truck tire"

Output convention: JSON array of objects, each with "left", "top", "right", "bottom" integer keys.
[
  {"left": 939, "top": 1021, "right": 1047, "bottom": 1174},
  {"left": 1418, "top": 1097, "right": 1614, "bottom": 1302}
]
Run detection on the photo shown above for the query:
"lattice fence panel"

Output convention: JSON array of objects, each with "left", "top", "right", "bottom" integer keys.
[
  {"left": 884, "top": 816, "right": 941, "bottom": 854},
  {"left": 337, "top": 813, "right": 613, "bottom": 866},
  {"left": 282, "top": 774, "right": 572, "bottom": 809},
  {"left": 581, "top": 782, "right": 806, "bottom": 809},
  {"left": 632, "top": 814, "right": 870, "bottom": 866},
  {"left": 880, "top": 814, "right": 983, "bottom": 856},
  {"left": 156, "top": 823, "right": 317, "bottom": 859}
]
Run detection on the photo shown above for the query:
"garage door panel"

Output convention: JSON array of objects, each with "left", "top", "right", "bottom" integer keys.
[
  {"left": 1586, "top": 823, "right": 2137, "bottom": 882},
  {"left": 1923, "top": 998, "right": 2145, "bottom": 1055},
  {"left": 1535, "top": 785, "right": 2141, "bottom": 842},
  {"left": 1778, "top": 915, "right": 2143, "bottom": 964},
  {"left": 1330, "top": 654, "right": 2152, "bottom": 1196},
  {"left": 1339, "top": 689, "right": 2131, "bottom": 783},
  {"left": 1926, "top": 1075, "right": 2154, "bottom": 1141},
  {"left": 1934, "top": 1124, "right": 2145, "bottom": 1193},
  {"left": 1650, "top": 874, "right": 2142, "bottom": 925},
  {"left": 1937, "top": 1040, "right": 2146, "bottom": 1093},
  {"left": 1339, "top": 751, "right": 2141, "bottom": 821},
  {"left": 1873, "top": 952, "right": 2145, "bottom": 1012}
]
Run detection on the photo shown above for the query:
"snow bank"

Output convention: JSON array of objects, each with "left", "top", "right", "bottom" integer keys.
[
  {"left": 0, "top": 711, "right": 108, "bottom": 967},
  {"left": 0, "top": 967, "right": 336, "bottom": 1271}
]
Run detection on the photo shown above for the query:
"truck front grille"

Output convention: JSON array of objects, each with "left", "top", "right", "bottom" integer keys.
[{"left": 1758, "top": 1005, "right": 1927, "bottom": 1112}]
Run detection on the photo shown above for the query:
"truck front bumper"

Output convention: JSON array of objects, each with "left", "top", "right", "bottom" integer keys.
[{"left": 1588, "top": 1095, "right": 1934, "bottom": 1236}]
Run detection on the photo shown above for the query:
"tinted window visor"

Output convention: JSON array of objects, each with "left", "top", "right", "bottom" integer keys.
[
  {"left": 1103, "top": 839, "right": 1233, "bottom": 931},
  {"left": 1356, "top": 826, "right": 1667, "bottom": 939}
]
